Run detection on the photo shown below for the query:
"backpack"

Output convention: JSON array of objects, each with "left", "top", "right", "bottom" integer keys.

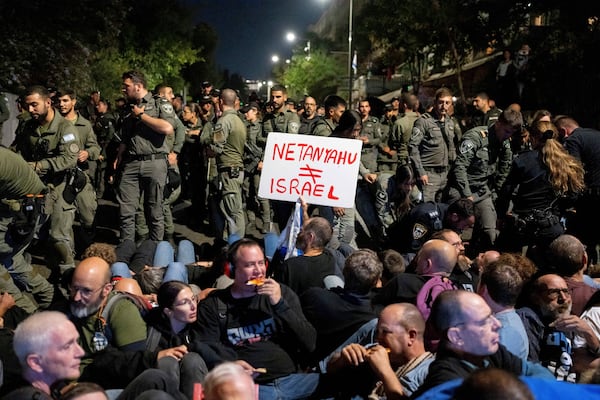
[{"left": 416, "top": 275, "right": 457, "bottom": 320}]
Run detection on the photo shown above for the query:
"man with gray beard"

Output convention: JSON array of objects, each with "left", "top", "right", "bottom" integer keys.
[
  {"left": 517, "top": 274, "right": 600, "bottom": 382},
  {"left": 66, "top": 257, "right": 148, "bottom": 375}
]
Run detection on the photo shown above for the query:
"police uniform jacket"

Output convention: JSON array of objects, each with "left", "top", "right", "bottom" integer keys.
[
  {"left": 391, "top": 111, "right": 419, "bottom": 165},
  {"left": 14, "top": 112, "right": 79, "bottom": 185},
  {"left": 72, "top": 113, "right": 102, "bottom": 168},
  {"left": 263, "top": 109, "right": 300, "bottom": 135},
  {"left": 360, "top": 116, "right": 382, "bottom": 173},
  {"left": 213, "top": 109, "right": 246, "bottom": 169},
  {"left": 409, "top": 112, "right": 457, "bottom": 177},
  {"left": 451, "top": 125, "right": 512, "bottom": 198},
  {"left": 0, "top": 147, "right": 46, "bottom": 199},
  {"left": 311, "top": 118, "right": 336, "bottom": 137},
  {"left": 120, "top": 93, "right": 176, "bottom": 156}
]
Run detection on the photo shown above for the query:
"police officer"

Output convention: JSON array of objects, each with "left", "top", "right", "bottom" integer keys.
[
  {"left": 409, "top": 87, "right": 459, "bottom": 203},
  {"left": 262, "top": 84, "right": 300, "bottom": 136},
  {"left": 263, "top": 85, "right": 301, "bottom": 230},
  {"left": 447, "top": 108, "right": 522, "bottom": 251},
  {"left": 135, "top": 83, "right": 186, "bottom": 243},
  {"left": 114, "top": 70, "right": 176, "bottom": 243},
  {"left": 388, "top": 92, "right": 420, "bottom": 169},
  {"left": 209, "top": 89, "right": 246, "bottom": 240},
  {"left": 242, "top": 102, "right": 271, "bottom": 234},
  {"left": 311, "top": 95, "right": 346, "bottom": 137},
  {"left": 92, "top": 98, "right": 117, "bottom": 199},
  {"left": 13, "top": 85, "right": 80, "bottom": 275},
  {"left": 0, "top": 147, "right": 54, "bottom": 312},
  {"left": 57, "top": 89, "right": 101, "bottom": 249},
  {"left": 298, "top": 96, "right": 321, "bottom": 135}
]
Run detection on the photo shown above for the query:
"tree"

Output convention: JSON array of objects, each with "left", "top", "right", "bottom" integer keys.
[{"left": 281, "top": 50, "right": 345, "bottom": 102}]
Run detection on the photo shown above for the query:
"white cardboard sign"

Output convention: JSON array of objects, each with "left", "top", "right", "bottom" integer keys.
[{"left": 258, "top": 132, "right": 362, "bottom": 208}]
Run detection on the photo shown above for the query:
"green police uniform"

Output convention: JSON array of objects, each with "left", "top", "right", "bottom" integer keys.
[
  {"left": 14, "top": 112, "right": 80, "bottom": 273},
  {"left": 92, "top": 111, "right": 117, "bottom": 198},
  {"left": 262, "top": 109, "right": 300, "bottom": 136},
  {"left": 212, "top": 109, "right": 246, "bottom": 239},
  {"left": 448, "top": 125, "right": 512, "bottom": 248},
  {"left": 117, "top": 94, "right": 176, "bottom": 242},
  {"left": 390, "top": 110, "right": 419, "bottom": 167},
  {"left": 0, "top": 147, "right": 53, "bottom": 312},
  {"left": 70, "top": 113, "right": 100, "bottom": 231},
  {"left": 243, "top": 118, "right": 271, "bottom": 233},
  {"left": 136, "top": 115, "right": 185, "bottom": 240},
  {"left": 311, "top": 118, "right": 336, "bottom": 137},
  {"left": 359, "top": 116, "right": 383, "bottom": 174},
  {"left": 409, "top": 112, "right": 458, "bottom": 202}
]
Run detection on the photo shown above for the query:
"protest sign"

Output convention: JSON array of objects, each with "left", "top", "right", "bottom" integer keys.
[{"left": 258, "top": 132, "right": 362, "bottom": 207}]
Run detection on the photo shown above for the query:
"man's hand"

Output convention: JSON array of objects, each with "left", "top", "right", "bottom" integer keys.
[
  {"left": 364, "top": 173, "right": 378, "bottom": 184},
  {"left": 132, "top": 104, "right": 146, "bottom": 118},
  {"left": 78, "top": 150, "right": 90, "bottom": 163},
  {"left": 157, "top": 344, "right": 188, "bottom": 361},
  {"left": 365, "top": 345, "right": 393, "bottom": 377},
  {"left": 168, "top": 152, "right": 178, "bottom": 166},
  {"left": 340, "top": 343, "right": 368, "bottom": 367},
  {"left": 419, "top": 174, "right": 429, "bottom": 186},
  {"left": 333, "top": 207, "right": 345, "bottom": 217},
  {"left": 256, "top": 278, "right": 282, "bottom": 305},
  {"left": 0, "top": 292, "right": 16, "bottom": 317}
]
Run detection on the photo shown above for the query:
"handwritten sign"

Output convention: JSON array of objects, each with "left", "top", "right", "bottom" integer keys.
[{"left": 258, "top": 132, "right": 362, "bottom": 207}]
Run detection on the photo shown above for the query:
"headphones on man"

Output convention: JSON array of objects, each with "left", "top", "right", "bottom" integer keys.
[{"left": 224, "top": 238, "right": 268, "bottom": 278}]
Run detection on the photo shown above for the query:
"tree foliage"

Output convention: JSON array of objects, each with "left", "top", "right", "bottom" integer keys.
[
  {"left": 282, "top": 50, "right": 345, "bottom": 103},
  {"left": 0, "top": 0, "right": 214, "bottom": 102}
]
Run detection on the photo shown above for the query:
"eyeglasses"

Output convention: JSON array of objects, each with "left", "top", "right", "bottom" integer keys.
[
  {"left": 69, "top": 283, "right": 109, "bottom": 298},
  {"left": 544, "top": 288, "right": 571, "bottom": 300},
  {"left": 173, "top": 295, "right": 198, "bottom": 308},
  {"left": 454, "top": 313, "right": 498, "bottom": 328}
]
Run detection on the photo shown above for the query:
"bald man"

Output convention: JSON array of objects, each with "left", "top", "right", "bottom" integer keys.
[
  {"left": 414, "top": 239, "right": 458, "bottom": 277},
  {"left": 203, "top": 362, "right": 255, "bottom": 400},
  {"left": 327, "top": 303, "right": 434, "bottom": 398},
  {"left": 67, "top": 257, "right": 147, "bottom": 376}
]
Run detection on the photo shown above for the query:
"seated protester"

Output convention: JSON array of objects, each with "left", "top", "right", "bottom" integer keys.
[
  {"left": 371, "top": 239, "right": 457, "bottom": 312},
  {"left": 144, "top": 281, "right": 208, "bottom": 398},
  {"left": 324, "top": 303, "right": 434, "bottom": 399},
  {"left": 378, "top": 249, "right": 406, "bottom": 286},
  {"left": 517, "top": 273, "right": 600, "bottom": 382},
  {"left": 412, "top": 291, "right": 553, "bottom": 398},
  {"left": 478, "top": 262, "right": 529, "bottom": 359},
  {"left": 300, "top": 249, "right": 381, "bottom": 368},
  {"left": 452, "top": 368, "right": 534, "bottom": 400},
  {"left": 193, "top": 239, "right": 320, "bottom": 399},
  {"left": 111, "top": 239, "right": 192, "bottom": 284},
  {"left": 430, "top": 229, "right": 478, "bottom": 292},
  {"left": 385, "top": 197, "right": 475, "bottom": 259},
  {"left": 472, "top": 250, "right": 500, "bottom": 274},
  {"left": 5, "top": 311, "right": 185, "bottom": 400},
  {"left": 54, "top": 257, "right": 162, "bottom": 391},
  {"left": 273, "top": 216, "right": 344, "bottom": 296},
  {"left": 203, "top": 362, "right": 256, "bottom": 400},
  {"left": 548, "top": 234, "right": 597, "bottom": 316}
]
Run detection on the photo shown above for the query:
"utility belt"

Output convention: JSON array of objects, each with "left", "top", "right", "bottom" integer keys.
[
  {"left": 423, "top": 165, "right": 448, "bottom": 173},
  {"left": 218, "top": 165, "right": 242, "bottom": 179},
  {"left": 126, "top": 153, "right": 167, "bottom": 162},
  {"left": 514, "top": 208, "right": 561, "bottom": 235}
]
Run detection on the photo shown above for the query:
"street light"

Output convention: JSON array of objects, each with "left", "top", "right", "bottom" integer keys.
[
  {"left": 271, "top": 54, "right": 280, "bottom": 63},
  {"left": 285, "top": 31, "right": 311, "bottom": 60}
]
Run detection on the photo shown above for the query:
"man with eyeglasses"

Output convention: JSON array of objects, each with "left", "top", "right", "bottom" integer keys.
[
  {"left": 517, "top": 273, "right": 600, "bottom": 382},
  {"left": 413, "top": 290, "right": 553, "bottom": 397},
  {"left": 64, "top": 257, "right": 148, "bottom": 384}
]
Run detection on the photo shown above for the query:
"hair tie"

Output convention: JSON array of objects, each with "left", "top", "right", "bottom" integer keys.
[{"left": 542, "top": 130, "right": 554, "bottom": 140}]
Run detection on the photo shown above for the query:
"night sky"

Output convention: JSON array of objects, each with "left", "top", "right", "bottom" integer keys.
[{"left": 191, "top": 0, "right": 328, "bottom": 80}]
